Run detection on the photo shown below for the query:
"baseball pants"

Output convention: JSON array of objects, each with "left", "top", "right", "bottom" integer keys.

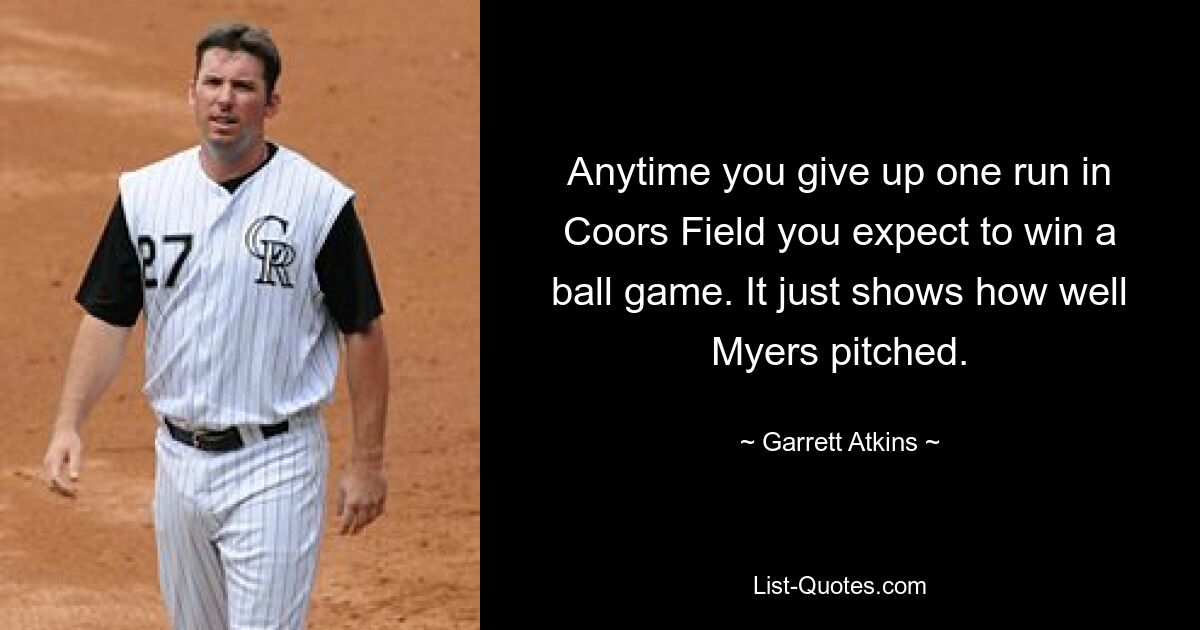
[{"left": 153, "top": 414, "right": 328, "bottom": 630}]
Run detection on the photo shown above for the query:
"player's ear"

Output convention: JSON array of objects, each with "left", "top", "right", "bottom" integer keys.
[
  {"left": 187, "top": 80, "right": 196, "bottom": 107},
  {"left": 266, "top": 91, "right": 281, "bottom": 118}
]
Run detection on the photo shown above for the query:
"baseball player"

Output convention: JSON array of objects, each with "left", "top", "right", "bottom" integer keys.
[{"left": 41, "top": 22, "right": 390, "bottom": 629}]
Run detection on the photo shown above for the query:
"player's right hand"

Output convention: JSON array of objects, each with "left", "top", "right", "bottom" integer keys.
[{"left": 42, "top": 427, "right": 84, "bottom": 498}]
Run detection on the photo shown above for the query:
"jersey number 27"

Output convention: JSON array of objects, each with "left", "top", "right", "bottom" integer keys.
[{"left": 139, "top": 234, "right": 193, "bottom": 288}]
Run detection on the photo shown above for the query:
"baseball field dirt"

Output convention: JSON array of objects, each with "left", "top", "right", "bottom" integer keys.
[{"left": 0, "top": 1, "right": 479, "bottom": 628}]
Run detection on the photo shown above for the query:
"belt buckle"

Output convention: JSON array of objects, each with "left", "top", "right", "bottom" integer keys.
[{"left": 191, "top": 429, "right": 221, "bottom": 449}]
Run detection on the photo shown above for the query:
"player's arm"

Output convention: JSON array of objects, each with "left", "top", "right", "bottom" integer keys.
[
  {"left": 43, "top": 195, "right": 143, "bottom": 498},
  {"left": 44, "top": 314, "right": 134, "bottom": 497},
  {"left": 316, "top": 198, "right": 390, "bottom": 535},
  {"left": 341, "top": 319, "right": 390, "bottom": 534}
]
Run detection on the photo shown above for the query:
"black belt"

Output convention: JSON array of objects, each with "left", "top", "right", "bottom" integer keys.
[{"left": 164, "top": 417, "right": 289, "bottom": 452}]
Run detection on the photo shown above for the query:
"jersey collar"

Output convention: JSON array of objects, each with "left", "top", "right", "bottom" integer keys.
[{"left": 218, "top": 142, "right": 280, "bottom": 194}]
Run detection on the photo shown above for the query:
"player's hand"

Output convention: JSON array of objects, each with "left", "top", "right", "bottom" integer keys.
[
  {"left": 337, "top": 461, "right": 388, "bottom": 535},
  {"left": 42, "top": 426, "right": 84, "bottom": 498}
]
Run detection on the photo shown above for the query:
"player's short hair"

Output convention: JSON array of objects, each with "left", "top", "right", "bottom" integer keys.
[{"left": 195, "top": 22, "right": 282, "bottom": 96}]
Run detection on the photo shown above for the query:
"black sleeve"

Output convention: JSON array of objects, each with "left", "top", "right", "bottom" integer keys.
[
  {"left": 317, "top": 198, "right": 385, "bottom": 333},
  {"left": 75, "top": 196, "right": 143, "bottom": 327}
]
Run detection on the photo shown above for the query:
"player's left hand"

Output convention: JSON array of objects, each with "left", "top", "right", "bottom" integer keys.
[{"left": 337, "top": 461, "right": 388, "bottom": 535}]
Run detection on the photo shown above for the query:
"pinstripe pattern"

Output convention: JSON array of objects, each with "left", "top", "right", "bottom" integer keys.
[
  {"left": 126, "top": 145, "right": 349, "bottom": 628},
  {"left": 154, "top": 416, "right": 328, "bottom": 629},
  {"left": 119, "top": 145, "right": 352, "bottom": 430}
]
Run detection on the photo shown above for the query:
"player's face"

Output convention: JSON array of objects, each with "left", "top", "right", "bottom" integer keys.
[{"left": 189, "top": 48, "right": 279, "bottom": 159}]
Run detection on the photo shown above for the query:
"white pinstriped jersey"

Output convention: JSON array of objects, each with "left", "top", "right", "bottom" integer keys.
[{"left": 119, "top": 145, "right": 354, "bottom": 430}]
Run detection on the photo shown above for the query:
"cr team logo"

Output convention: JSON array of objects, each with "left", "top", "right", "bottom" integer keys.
[{"left": 245, "top": 215, "right": 297, "bottom": 287}]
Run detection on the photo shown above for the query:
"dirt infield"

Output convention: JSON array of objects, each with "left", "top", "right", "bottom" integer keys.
[{"left": 0, "top": 1, "right": 479, "bottom": 628}]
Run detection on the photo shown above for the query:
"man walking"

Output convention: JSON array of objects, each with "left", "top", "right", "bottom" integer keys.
[{"left": 42, "top": 22, "right": 390, "bottom": 629}]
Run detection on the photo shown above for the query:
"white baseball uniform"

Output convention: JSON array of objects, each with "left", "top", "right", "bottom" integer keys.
[{"left": 76, "top": 142, "right": 384, "bottom": 629}]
